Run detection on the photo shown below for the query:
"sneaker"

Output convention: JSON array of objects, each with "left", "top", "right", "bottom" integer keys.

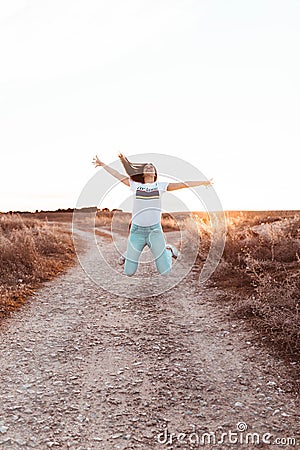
[
  {"left": 118, "top": 254, "right": 126, "bottom": 265},
  {"left": 166, "top": 244, "right": 180, "bottom": 259}
]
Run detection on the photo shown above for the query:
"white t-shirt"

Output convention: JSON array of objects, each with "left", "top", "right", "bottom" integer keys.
[{"left": 129, "top": 179, "right": 169, "bottom": 226}]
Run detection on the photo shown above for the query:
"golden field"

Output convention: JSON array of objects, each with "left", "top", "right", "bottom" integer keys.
[{"left": 0, "top": 213, "right": 76, "bottom": 320}]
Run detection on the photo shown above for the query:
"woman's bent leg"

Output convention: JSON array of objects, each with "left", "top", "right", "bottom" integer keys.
[
  {"left": 148, "top": 226, "right": 172, "bottom": 275},
  {"left": 124, "top": 228, "right": 145, "bottom": 276}
]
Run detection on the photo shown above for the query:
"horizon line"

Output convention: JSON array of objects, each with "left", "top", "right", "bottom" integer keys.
[{"left": 1, "top": 208, "right": 300, "bottom": 214}]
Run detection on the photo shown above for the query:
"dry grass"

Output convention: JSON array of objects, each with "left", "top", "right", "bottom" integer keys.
[
  {"left": 210, "top": 211, "right": 300, "bottom": 360},
  {"left": 0, "top": 213, "right": 76, "bottom": 320}
]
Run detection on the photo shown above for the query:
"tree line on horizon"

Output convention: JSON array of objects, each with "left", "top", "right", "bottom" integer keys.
[{"left": 0, "top": 207, "right": 124, "bottom": 215}]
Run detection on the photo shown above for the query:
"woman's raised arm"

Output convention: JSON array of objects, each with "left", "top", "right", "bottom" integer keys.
[
  {"left": 167, "top": 178, "right": 213, "bottom": 191},
  {"left": 92, "top": 155, "right": 130, "bottom": 186}
]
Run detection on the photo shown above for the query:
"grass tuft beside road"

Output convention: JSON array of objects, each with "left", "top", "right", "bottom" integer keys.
[
  {"left": 0, "top": 213, "right": 76, "bottom": 320},
  {"left": 210, "top": 211, "right": 300, "bottom": 359}
]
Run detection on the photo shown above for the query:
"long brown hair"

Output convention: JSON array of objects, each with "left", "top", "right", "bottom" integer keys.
[{"left": 119, "top": 154, "right": 157, "bottom": 183}]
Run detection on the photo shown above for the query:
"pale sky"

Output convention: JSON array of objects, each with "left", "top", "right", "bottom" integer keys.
[{"left": 0, "top": 0, "right": 299, "bottom": 213}]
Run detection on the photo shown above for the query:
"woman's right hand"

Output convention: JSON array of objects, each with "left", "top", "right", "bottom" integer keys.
[{"left": 92, "top": 155, "right": 104, "bottom": 167}]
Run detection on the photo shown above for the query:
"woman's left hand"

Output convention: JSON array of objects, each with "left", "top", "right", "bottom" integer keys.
[
  {"left": 205, "top": 178, "right": 213, "bottom": 187},
  {"left": 92, "top": 155, "right": 105, "bottom": 167}
]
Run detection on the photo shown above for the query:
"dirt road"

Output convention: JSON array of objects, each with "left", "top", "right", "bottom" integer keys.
[{"left": 0, "top": 229, "right": 299, "bottom": 449}]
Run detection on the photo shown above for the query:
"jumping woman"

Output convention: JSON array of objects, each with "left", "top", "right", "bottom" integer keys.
[{"left": 92, "top": 153, "right": 213, "bottom": 276}]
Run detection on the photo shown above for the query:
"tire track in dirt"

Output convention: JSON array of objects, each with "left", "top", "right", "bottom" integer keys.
[{"left": 0, "top": 229, "right": 299, "bottom": 449}]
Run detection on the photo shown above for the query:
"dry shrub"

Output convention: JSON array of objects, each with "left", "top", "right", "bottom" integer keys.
[
  {"left": 210, "top": 259, "right": 253, "bottom": 291},
  {"left": 193, "top": 214, "right": 213, "bottom": 258},
  {"left": 180, "top": 213, "right": 213, "bottom": 260},
  {"left": 210, "top": 212, "right": 300, "bottom": 358},
  {"left": 223, "top": 216, "right": 300, "bottom": 267},
  {"left": 161, "top": 213, "right": 181, "bottom": 232},
  {"left": 231, "top": 261, "right": 300, "bottom": 356},
  {"left": 0, "top": 213, "right": 37, "bottom": 233},
  {"left": 95, "top": 211, "right": 114, "bottom": 228},
  {"left": 0, "top": 213, "right": 76, "bottom": 319}
]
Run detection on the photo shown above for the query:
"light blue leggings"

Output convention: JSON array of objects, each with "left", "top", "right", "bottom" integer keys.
[{"left": 124, "top": 222, "right": 172, "bottom": 276}]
